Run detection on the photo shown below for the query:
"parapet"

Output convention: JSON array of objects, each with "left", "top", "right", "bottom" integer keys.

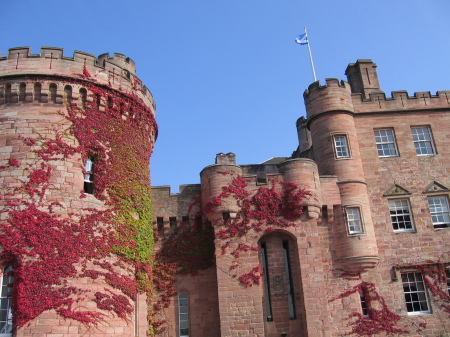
[
  {"left": 97, "top": 52, "right": 136, "bottom": 76},
  {"left": 351, "top": 89, "right": 450, "bottom": 113},
  {"left": 303, "top": 79, "right": 354, "bottom": 120},
  {"left": 0, "top": 47, "right": 155, "bottom": 113}
]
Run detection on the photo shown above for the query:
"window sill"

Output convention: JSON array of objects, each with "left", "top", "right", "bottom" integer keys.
[
  {"left": 407, "top": 311, "right": 431, "bottom": 316},
  {"left": 393, "top": 230, "right": 416, "bottom": 234}
]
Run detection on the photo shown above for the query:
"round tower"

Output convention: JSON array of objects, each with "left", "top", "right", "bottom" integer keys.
[
  {"left": 0, "top": 47, "right": 157, "bottom": 336},
  {"left": 200, "top": 153, "right": 243, "bottom": 223},
  {"left": 303, "top": 79, "right": 379, "bottom": 272},
  {"left": 278, "top": 158, "right": 322, "bottom": 219}
]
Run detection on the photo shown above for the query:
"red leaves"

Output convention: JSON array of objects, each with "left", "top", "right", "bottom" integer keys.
[
  {"left": 94, "top": 289, "right": 133, "bottom": 320},
  {"left": 0, "top": 75, "right": 157, "bottom": 330},
  {"left": 330, "top": 281, "right": 407, "bottom": 336},
  {"left": 207, "top": 174, "right": 309, "bottom": 287},
  {"left": 8, "top": 158, "right": 21, "bottom": 167},
  {"left": 238, "top": 265, "right": 263, "bottom": 287},
  {"left": 397, "top": 261, "right": 450, "bottom": 315}
]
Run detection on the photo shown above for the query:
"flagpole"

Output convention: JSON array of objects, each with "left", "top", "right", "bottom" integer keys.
[{"left": 304, "top": 27, "right": 317, "bottom": 82}]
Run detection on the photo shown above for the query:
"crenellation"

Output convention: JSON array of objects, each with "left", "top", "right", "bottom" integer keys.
[
  {"left": 0, "top": 47, "right": 156, "bottom": 114},
  {"left": 351, "top": 89, "right": 450, "bottom": 113}
]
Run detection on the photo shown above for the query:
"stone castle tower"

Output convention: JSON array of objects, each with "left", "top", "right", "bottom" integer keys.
[{"left": 0, "top": 47, "right": 157, "bottom": 336}]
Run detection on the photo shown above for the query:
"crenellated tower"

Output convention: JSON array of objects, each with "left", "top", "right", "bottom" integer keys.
[
  {"left": 0, "top": 47, "right": 157, "bottom": 337},
  {"left": 303, "top": 76, "right": 380, "bottom": 272}
]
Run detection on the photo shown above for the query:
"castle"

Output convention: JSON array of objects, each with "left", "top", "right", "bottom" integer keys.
[{"left": 0, "top": 47, "right": 449, "bottom": 337}]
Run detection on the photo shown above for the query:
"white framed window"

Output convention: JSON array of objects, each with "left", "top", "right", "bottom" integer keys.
[
  {"left": 178, "top": 292, "right": 189, "bottom": 337},
  {"left": 345, "top": 207, "right": 363, "bottom": 234},
  {"left": 84, "top": 157, "right": 94, "bottom": 195},
  {"left": 427, "top": 196, "right": 450, "bottom": 229},
  {"left": 333, "top": 135, "right": 350, "bottom": 158},
  {"left": 388, "top": 199, "right": 414, "bottom": 232},
  {"left": 411, "top": 127, "right": 435, "bottom": 155},
  {"left": 374, "top": 129, "right": 398, "bottom": 157},
  {"left": 359, "top": 290, "right": 368, "bottom": 317},
  {"left": 0, "top": 265, "right": 14, "bottom": 336},
  {"left": 401, "top": 272, "right": 430, "bottom": 314}
]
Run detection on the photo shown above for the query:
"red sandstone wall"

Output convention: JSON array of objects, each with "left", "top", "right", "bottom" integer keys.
[{"left": 0, "top": 47, "right": 155, "bottom": 337}]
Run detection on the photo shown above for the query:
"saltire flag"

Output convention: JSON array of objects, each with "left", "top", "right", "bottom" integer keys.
[{"left": 295, "top": 33, "right": 308, "bottom": 45}]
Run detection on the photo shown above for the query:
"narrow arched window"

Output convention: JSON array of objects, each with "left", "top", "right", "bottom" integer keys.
[
  {"left": 0, "top": 265, "right": 14, "bottom": 335},
  {"left": 64, "top": 85, "right": 72, "bottom": 105},
  {"left": 84, "top": 157, "right": 94, "bottom": 195},
  {"left": 49, "top": 83, "right": 57, "bottom": 103},
  {"left": 79, "top": 88, "right": 87, "bottom": 109},
  {"left": 34, "top": 83, "right": 42, "bottom": 102},
  {"left": 19, "top": 83, "right": 26, "bottom": 102},
  {"left": 4, "top": 84, "right": 11, "bottom": 104},
  {"left": 178, "top": 292, "right": 189, "bottom": 337}
]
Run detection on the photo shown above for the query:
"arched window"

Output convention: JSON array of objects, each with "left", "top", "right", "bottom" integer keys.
[
  {"left": 178, "top": 292, "right": 189, "bottom": 337},
  {"left": 64, "top": 85, "right": 72, "bottom": 105},
  {"left": 79, "top": 88, "right": 87, "bottom": 109},
  {"left": 4, "top": 84, "right": 11, "bottom": 104},
  {"left": 49, "top": 83, "right": 57, "bottom": 103},
  {"left": 19, "top": 83, "right": 26, "bottom": 102},
  {"left": 34, "top": 83, "right": 42, "bottom": 102},
  {"left": 259, "top": 231, "right": 305, "bottom": 333},
  {"left": 0, "top": 265, "right": 14, "bottom": 336},
  {"left": 84, "top": 157, "right": 94, "bottom": 195}
]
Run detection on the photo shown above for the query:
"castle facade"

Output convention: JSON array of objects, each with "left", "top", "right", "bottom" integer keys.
[
  {"left": 0, "top": 47, "right": 449, "bottom": 337},
  {"left": 152, "top": 60, "right": 450, "bottom": 337}
]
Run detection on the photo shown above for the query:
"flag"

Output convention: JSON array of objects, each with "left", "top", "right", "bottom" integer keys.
[{"left": 295, "top": 33, "right": 308, "bottom": 45}]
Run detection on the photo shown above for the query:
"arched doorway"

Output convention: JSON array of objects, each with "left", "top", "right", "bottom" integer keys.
[{"left": 259, "top": 231, "right": 307, "bottom": 337}]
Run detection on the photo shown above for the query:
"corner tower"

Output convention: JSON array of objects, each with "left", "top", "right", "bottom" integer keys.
[
  {"left": 0, "top": 47, "right": 157, "bottom": 336},
  {"left": 303, "top": 76, "right": 379, "bottom": 272}
]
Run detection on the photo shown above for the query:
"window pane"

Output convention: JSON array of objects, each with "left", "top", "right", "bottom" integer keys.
[
  {"left": 0, "top": 266, "right": 13, "bottom": 334},
  {"left": 388, "top": 199, "right": 413, "bottom": 231},
  {"left": 334, "top": 135, "right": 350, "bottom": 158},
  {"left": 374, "top": 129, "right": 398, "bottom": 157},
  {"left": 428, "top": 196, "right": 450, "bottom": 228},
  {"left": 179, "top": 292, "right": 189, "bottom": 337},
  {"left": 411, "top": 127, "right": 435, "bottom": 155},
  {"left": 346, "top": 208, "right": 363, "bottom": 234},
  {"left": 401, "top": 272, "right": 430, "bottom": 314}
]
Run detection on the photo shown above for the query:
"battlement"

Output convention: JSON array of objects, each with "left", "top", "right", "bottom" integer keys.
[
  {"left": 0, "top": 47, "right": 155, "bottom": 113},
  {"left": 303, "top": 78, "right": 351, "bottom": 98},
  {"left": 97, "top": 52, "right": 136, "bottom": 74},
  {"left": 303, "top": 79, "right": 354, "bottom": 120},
  {"left": 351, "top": 89, "right": 450, "bottom": 113}
]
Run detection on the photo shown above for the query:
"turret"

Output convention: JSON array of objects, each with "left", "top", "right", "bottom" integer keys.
[
  {"left": 0, "top": 46, "right": 156, "bottom": 336},
  {"left": 278, "top": 158, "right": 321, "bottom": 219},
  {"left": 200, "top": 153, "right": 243, "bottom": 223},
  {"left": 303, "top": 76, "right": 379, "bottom": 272}
]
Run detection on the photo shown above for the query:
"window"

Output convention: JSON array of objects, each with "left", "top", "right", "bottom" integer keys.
[
  {"left": 333, "top": 135, "right": 350, "bottom": 158},
  {"left": 374, "top": 129, "right": 398, "bottom": 157},
  {"left": 169, "top": 217, "right": 177, "bottom": 231},
  {"left": 260, "top": 242, "right": 273, "bottom": 321},
  {"left": 446, "top": 269, "right": 450, "bottom": 295},
  {"left": 178, "top": 292, "right": 189, "bottom": 337},
  {"left": 401, "top": 272, "right": 430, "bottom": 314},
  {"left": 359, "top": 290, "right": 368, "bottom": 317},
  {"left": 84, "top": 157, "right": 94, "bottom": 195},
  {"left": 346, "top": 207, "right": 363, "bottom": 234},
  {"left": 427, "top": 196, "right": 450, "bottom": 229},
  {"left": 388, "top": 199, "right": 414, "bottom": 232},
  {"left": 0, "top": 265, "right": 14, "bottom": 336},
  {"left": 411, "top": 127, "right": 435, "bottom": 155}
]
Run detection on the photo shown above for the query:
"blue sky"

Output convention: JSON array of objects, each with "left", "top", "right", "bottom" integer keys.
[{"left": 2, "top": 1, "right": 449, "bottom": 192}]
